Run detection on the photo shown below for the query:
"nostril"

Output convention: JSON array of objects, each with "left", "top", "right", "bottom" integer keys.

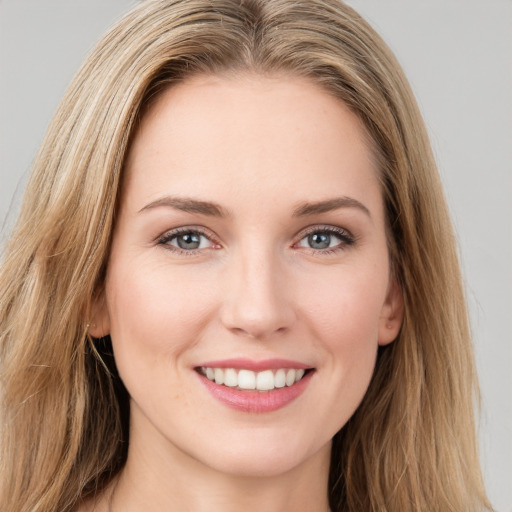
[{"left": 228, "top": 324, "right": 289, "bottom": 340}]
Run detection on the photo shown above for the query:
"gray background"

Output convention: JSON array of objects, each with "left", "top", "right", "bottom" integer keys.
[{"left": 1, "top": 1, "right": 511, "bottom": 510}]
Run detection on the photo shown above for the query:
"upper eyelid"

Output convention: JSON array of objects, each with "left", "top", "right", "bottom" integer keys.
[
  {"left": 296, "top": 224, "right": 354, "bottom": 239},
  {"left": 300, "top": 225, "right": 348, "bottom": 234},
  {"left": 157, "top": 226, "right": 217, "bottom": 242}
]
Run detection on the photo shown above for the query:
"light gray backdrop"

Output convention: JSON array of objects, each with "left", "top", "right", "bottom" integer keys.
[{"left": 1, "top": 1, "right": 511, "bottom": 510}]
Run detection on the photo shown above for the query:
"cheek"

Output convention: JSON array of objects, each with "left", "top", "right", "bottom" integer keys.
[
  {"left": 299, "top": 268, "right": 387, "bottom": 430},
  {"left": 300, "top": 263, "right": 388, "bottom": 345},
  {"left": 105, "top": 259, "right": 218, "bottom": 366},
  {"left": 296, "top": 261, "right": 388, "bottom": 394}
]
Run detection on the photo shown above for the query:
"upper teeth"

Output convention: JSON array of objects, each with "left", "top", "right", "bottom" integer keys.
[{"left": 201, "top": 367, "right": 306, "bottom": 391}]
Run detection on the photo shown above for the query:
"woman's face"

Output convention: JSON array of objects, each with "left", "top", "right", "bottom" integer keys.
[{"left": 92, "top": 74, "right": 402, "bottom": 478}]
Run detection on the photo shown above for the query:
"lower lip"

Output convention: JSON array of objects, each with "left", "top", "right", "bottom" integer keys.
[{"left": 196, "top": 371, "right": 314, "bottom": 413}]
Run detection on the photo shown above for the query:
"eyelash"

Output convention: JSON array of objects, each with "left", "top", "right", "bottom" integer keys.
[{"left": 156, "top": 225, "right": 355, "bottom": 255}]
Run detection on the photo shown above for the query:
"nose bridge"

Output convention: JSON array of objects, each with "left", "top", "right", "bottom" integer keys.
[{"left": 221, "top": 240, "right": 294, "bottom": 338}]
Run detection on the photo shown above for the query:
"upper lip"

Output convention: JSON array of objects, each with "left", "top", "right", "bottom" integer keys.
[{"left": 196, "top": 358, "right": 312, "bottom": 372}]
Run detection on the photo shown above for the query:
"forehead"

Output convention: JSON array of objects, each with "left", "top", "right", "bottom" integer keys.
[{"left": 123, "top": 73, "right": 381, "bottom": 214}]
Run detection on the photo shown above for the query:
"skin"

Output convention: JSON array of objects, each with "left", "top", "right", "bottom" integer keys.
[{"left": 88, "top": 73, "right": 403, "bottom": 512}]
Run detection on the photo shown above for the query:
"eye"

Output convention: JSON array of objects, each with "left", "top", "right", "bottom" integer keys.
[
  {"left": 296, "top": 227, "right": 354, "bottom": 252},
  {"left": 158, "top": 228, "right": 217, "bottom": 252}
]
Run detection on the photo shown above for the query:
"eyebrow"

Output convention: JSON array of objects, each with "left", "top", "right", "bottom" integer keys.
[
  {"left": 292, "top": 197, "right": 371, "bottom": 218},
  {"left": 138, "top": 195, "right": 370, "bottom": 219},
  {"left": 138, "top": 196, "right": 228, "bottom": 217}
]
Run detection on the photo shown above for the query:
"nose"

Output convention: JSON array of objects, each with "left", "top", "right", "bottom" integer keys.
[{"left": 220, "top": 246, "right": 296, "bottom": 340}]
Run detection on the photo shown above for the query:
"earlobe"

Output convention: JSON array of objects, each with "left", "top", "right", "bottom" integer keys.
[
  {"left": 88, "top": 289, "right": 111, "bottom": 338},
  {"left": 378, "top": 277, "right": 404, "bottom": 346}
]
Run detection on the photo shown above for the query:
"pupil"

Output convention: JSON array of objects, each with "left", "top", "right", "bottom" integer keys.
[
  {"left": 309, "top": 233, "right": 330, "bottom": 249},
  {"left": 177, "top": 233, "right": 200, "bottom": 249}
]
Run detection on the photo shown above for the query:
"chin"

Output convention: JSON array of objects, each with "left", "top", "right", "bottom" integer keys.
[{"left": 186, "top": 427, "right": 332, "bottom": 479}]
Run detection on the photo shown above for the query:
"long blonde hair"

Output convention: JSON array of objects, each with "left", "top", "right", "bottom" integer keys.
[{"left": 0, "top": 1, "right": 491, "bottom": 510}]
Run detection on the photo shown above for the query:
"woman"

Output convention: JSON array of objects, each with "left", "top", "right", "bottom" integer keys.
[{"left": 0, "top": 0, "right": 492, "bottom": 510}]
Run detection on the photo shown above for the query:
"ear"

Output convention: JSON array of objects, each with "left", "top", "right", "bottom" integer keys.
[
  {"left": 88, "top": 288, "right": 111, "bottom": 338},
  {"left": 378, "top": 276, "right": 404, "bottom": 346}
]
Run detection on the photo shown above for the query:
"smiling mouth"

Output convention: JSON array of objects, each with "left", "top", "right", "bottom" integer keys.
[{"left": 196, "top": 366, "right": 313, "bottom": 392}]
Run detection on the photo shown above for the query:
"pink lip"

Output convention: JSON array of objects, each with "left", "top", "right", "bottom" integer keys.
[
  {"left": 194, "top": 359, "right": 314, "bottom": 413},
  {"left": 197, "top": 358, "right": 311, "bottom": 372}
]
